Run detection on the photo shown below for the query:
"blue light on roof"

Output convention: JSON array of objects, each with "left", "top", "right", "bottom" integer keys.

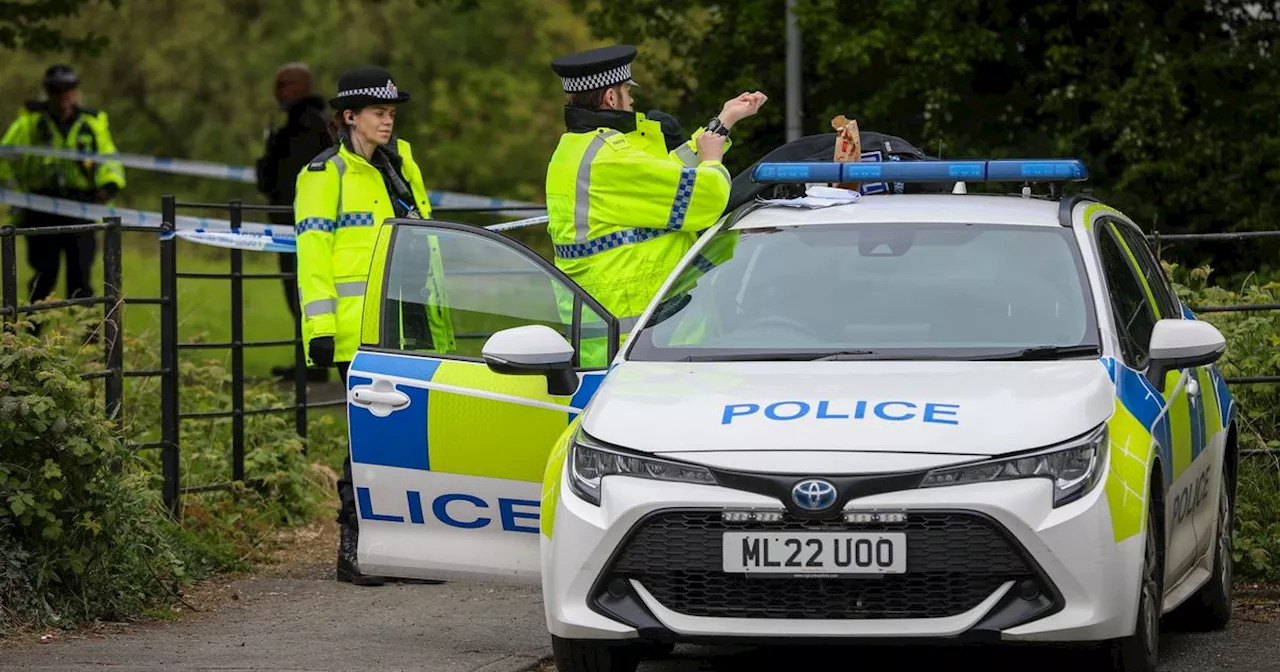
[
  {"left": 842, "top": 161, "right": 986, "bottom": 182},
  {"left": 749, "top": 158, "right": 1089, "bottom": 185},
  {"left": 750, "top": 162, "right": 843, "bottom": 184},
  {"left": 986, "top": 159, "right": 1088, "bottom": 181}
]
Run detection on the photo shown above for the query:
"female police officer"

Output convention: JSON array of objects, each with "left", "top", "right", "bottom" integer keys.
[{"left": 294, "top": 65, "right": 452, "bottom": 586}]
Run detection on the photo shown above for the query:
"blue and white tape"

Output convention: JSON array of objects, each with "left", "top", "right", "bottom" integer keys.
[
  {"left": 0, "top": 144, "right": 547, "bottom": 216},
  {"left": 0, "top": 188, "right": 549, "bottom": 253},
  {"left": 0, "top": 188, "right": 281, "bottom": 234},
  {"left": 174, "top": 229, "right": 298, "bottom": 254}
]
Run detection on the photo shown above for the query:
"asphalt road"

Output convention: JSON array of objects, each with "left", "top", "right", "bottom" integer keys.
[{"left": 3, "top": 568, "right": 1278, "bottom": 672}]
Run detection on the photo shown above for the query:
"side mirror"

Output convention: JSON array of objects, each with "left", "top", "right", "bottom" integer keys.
[
  {"left": 1146, "top": 318, "right": 1226, "bottom": 391},
  {"left": 482, "top": 325, "right": 580, "bottom": 396}
]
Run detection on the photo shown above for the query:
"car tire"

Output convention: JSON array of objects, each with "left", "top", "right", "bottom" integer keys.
[
  {"left": 1173, "top": 480, "right": 1234, "bottom": 631},
  {"left": 1111, "top": 503, "right": 1163, "bottom": 672},
  {"left": 551, "top": 635, "right": 640, "bottom": 672}
]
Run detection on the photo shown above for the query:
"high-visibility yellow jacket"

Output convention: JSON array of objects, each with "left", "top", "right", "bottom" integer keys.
[
  {"left": 294, "top": 136, "right": 454, "bottom": 365},
  {"left": 546, "top": 108, "right": 733, "bottom": 366},
  {"left": 0, "top": 101, "right": 126, "bottom": 219}
]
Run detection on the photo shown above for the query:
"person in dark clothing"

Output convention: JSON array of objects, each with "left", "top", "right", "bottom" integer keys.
[{"left": 255, "top": 62, "right": 332, "bottom": 381}]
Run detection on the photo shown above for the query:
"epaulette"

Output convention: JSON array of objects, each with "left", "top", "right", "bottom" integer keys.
[
  {"left": 307, "top": 146, "right": 340, "bottom": 171},
  {"left": 23, "top": 100, "right": 47, "bottom": 113}
]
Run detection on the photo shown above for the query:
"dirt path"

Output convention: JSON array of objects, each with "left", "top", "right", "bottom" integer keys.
[
  {"left": 0, "top": 519, "right": 548, "bottom": 672},
  {"left": 5, "top": 517, "right": 1280, "bottom": 672}
]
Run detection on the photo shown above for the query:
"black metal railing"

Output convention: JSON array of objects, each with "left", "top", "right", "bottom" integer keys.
[
  {"left": 159, "top": 195, "right": 346, "bottom": 507},
  {"left": 1149, "top": 227, "right": 1280, "bottom": 386},
  {"left": 8, "top": 200, "right": 1280, "bottom": 508},
  {"left": 154, "top": 195, "right": 536, "bottom": 510},
  {"left": 1, "top": 215, "right": 175, "bottom": 491}
]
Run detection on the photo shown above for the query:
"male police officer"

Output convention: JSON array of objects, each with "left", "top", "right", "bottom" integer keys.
[
  {"left": 255, "top": 62, "right": 331, "bottom": 381},
  {"left": 546, "top": 45, "right": 764, "bottom": 365},
  {"left": 0, "top": 64, "right": 125, "bottom": 305}
]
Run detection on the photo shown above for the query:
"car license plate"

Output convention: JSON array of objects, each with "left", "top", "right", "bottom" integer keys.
[{"left": 721, "top": 532, "right": 907, "bottom": 575}]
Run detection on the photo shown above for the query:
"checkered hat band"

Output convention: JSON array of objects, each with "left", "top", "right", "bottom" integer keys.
[
  {"left": 561, "top": 63, "right": 632, "bottom": 93},
  {"left": 335, "top": 86, "right": 400, "bottom": 100}
]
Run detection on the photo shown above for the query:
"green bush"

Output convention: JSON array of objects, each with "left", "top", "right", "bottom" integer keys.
[
  {"left": 0, "top": 306, "right": 344, "bottom": 634},
  {"left": 0, "top": 321, "right": 192, "bottom": 633},
  {"left": 1167, "top": 262, "right": 1280, "bottom": 581}
]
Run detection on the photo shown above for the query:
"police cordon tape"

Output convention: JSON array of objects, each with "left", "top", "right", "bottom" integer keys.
[
  {"left": 0, "top": 188, "right": 550, "bottom": 253},
  {"left": 0, "top": 144, "right": 548, "bottom": 217}
]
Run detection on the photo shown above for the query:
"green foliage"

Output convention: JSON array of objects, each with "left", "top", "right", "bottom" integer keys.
[
  {"left": 578, "top": 0, "right": 1280, "bottom": 272},
  {"left": 1167, "top": 262, "right": 1280, "bottom": 581},
  {"left": 0, "top": 306, "right": 343, "bottom": 633},
  {"left": 0, "top": 320, "right": 190, "bottom": 633},
  {"left": 0, "top": 0, "right": 119, "bottom": 55},
  {"left": 0, "top": 0, "right": 602, "bottom": 213}
]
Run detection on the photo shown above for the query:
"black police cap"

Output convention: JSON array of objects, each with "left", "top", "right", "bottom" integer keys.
[
  {"left": 550, "top": 45, "right": 639, "bottom": 93},
  {"left": 42, "top": 64, "right": 79, "bottom": 92},
  {"left": 329, "top": 66, "right": 410, "bottom": 111}
]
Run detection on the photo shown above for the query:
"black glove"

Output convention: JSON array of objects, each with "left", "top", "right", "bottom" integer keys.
[{"left": 308, "top": 336, "right": 335, "bottom": 367}]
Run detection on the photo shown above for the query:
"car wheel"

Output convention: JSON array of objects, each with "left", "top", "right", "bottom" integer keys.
[
  {"left": 551, "top": 635, "right": 640, "bottom": 672},
  {"left": 1174, "top": 480, "right": 1234, "bottom": 631},
  {"left": 1111, "top": 503, "right": 1162, "bottom": 672}
]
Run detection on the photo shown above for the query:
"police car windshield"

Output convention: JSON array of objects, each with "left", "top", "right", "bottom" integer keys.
[{"left": 627, "top": 221, "right": 1100, "bottom": 362}]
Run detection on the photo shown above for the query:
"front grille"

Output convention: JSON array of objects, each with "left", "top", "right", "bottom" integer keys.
[{"left": 600, "top": 510, "right": 1038, "bottom": 620}]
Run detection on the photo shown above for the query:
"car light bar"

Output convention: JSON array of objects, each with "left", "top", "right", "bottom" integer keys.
[{"left": 750, "top": 159, "right": 1088, "bottom": 184}]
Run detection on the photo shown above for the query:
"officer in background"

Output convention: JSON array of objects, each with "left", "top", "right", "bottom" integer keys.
[
  {"left": 545, "top": 45, "right": 765, "bottom": 366},
  {"left": 0, "top": 64, "right": 126, "bottom": 306},
  {"left": 294, "top": 65, "right": 454, "bottom": 586},
  {"left": 255, "top": 62, "right": 332, "bottom": 382}
]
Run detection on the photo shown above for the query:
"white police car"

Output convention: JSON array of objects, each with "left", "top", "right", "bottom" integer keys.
[{"left": 344, "top": 158, "right": 1236, "bottom": 672}]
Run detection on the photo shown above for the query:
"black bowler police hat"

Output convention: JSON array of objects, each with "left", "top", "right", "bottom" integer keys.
[
  {"left": 329, "top": 66, "right": 410, "bottom": 110},
  {"left": 42, "top": 64, "right": 79, "bottom": 93},
  {"left": 550, "top": 44, "right": 639, "bottom": 93}
]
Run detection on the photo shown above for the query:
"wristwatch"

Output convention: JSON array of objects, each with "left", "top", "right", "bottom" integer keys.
[{"left": 706, "top": 116, "right": 731, "bottom": 137}]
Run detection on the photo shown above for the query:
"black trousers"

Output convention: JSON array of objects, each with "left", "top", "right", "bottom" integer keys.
[
  {"left": 279, "top": 252, "right": 300, "bottom": 322},
  {"left": 336, "top": 361, "right": 356, "bottom": 526},
  {"left": 24, "top": 212, "right": 96, "bottom": 303}
]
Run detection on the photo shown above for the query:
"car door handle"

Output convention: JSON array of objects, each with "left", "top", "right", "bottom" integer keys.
[
  {"left": 353, "top": 386, "right": 407, "bottom": 404},
  {"left": 350, "top": 382, "right": 412, "bottom": 418},
  {"left": 352, "top": 389, "right": 410, "bottom": 407}
]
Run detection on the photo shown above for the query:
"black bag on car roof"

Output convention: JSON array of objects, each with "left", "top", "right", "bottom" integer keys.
[{"left": 725, "top": 130, "right": 951, "bottom": 214}]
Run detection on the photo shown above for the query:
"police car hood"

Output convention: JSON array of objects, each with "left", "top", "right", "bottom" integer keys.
[{"left": 581, "top": 360, "right": 1114, "bottom": 458}]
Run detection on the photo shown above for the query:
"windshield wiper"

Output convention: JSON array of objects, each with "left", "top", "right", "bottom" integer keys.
[
  {"left": 680, "top": 350, "right": 878, "bottom": 362},
  {"left": 973, "top": 344, "right": 1102, "bottom": 361},
  {"left": 809, "top": 350, "right": 881, "bottom": 361}
]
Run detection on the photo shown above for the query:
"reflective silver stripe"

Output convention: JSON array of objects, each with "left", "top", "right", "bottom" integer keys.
[
  {"left": 332, "top": 155, "right": 347, "bottom": 217},
  {"left": 336, "top": 281, "right": 366, "bottom": 297},
  {"left": 710, "top": 162, "right": 731, "bottom": 184},
  {"left": 674, "top": 143, "right": 699, "bottom": 167},
  {"left": 304, "top": 299, "right": 336, "bottom": 317},
  {"left": 574, "top": 130, "right": 620, "bottom": 244},
  {"left": 618, "top": 315, "right": 642, "bottom": 333}
]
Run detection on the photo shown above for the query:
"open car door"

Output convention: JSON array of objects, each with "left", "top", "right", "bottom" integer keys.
[{"left": 346, "top": 219, "right": 618, "bottom": 584}]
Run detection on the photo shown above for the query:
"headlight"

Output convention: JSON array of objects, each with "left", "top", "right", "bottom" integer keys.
[
  {"left": 919, "top": 424, "right": 1109, "bottom": 507},
  {"left": 568, "top": 430, "right": 717, "bottom": 506}
]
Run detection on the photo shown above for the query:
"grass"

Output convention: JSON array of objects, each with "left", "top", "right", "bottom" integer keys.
[
  {"left": 11, "top": 232, "right": 305, "bottom": 380},
  {"left": 5, "top": 214, "right": 557, "bottom": 381}
]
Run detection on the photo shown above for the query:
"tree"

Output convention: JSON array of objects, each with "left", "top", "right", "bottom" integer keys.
[
  {"left": 0, "top": 0, "right": 603, "bottom": 212},
  {"left": 0, "top": 0, "right": 121, "bottom": 55},
  {"left": 574, "top": 0, "right": 1280, "bottom": 273}
]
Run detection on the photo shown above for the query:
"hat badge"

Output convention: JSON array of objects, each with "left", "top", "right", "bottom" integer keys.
[{"left": 385, "top": 79, "right": 398, "bottom": 96}]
